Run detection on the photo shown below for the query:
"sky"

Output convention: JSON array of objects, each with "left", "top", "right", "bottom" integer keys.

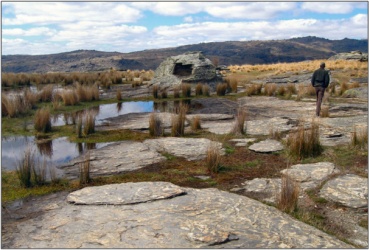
[{"left": 1, "top": 1, "right": 368, "bottom": 55}]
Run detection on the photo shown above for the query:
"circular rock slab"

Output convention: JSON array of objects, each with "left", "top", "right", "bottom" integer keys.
[
  {"left": 319, "top": 174, "right": 368, "bottom": 209},
  {"left": 67, "top": 182, "right": 187, "bottom": 205},
  {"left": 248, "top": 139, "right": 284, "bottom": 153}
]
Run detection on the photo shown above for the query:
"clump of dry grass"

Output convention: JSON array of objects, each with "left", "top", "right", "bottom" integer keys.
[
  {"left": 39, "top": 84, "right": 54, "bottom": 102},
  {"left": 246, "top": 83, "right": 263, "bottom": 96},
  {"left": 287, "top": 120, "right": 322, "bottom": 158},
  {"left": 76, "top": 117, "right": 83, "bottom": 138},
  {"left": 181, "top": 84, "right": 192, "bottom": 98},
  {"left": 202, "top": 85, "right": 210, "bottom": 96},
  {"left": 351, "top": 125, "right": 368, "bottom": 149},
  {"left": 116, "top": 89, "right": 122, "bottom": 101},
  {"left": 232, "top": 108, "right": 247, "bottom": 135},
  {"left": 32, "top": 157, "right": 48, "bottom": 186},
  {"left": 149, "top": 112, "right": 163, "bottom": 137},
  {"left": 173, "top": 87, "right": 180, "bottom": 98},
  {"left": 286, "top": 83, "right": 297, "bottom": 95},
  {"left": 152, "top": 85, "right": 159, "bottom": 99},
  {"left": 195, "top": 83, "right": 203, "bottom": 96},
  {"left": 225, "top": 77, "right": 238, "bottom": 93},
  {"left": 277, "top": 85, "right": 286, "bottom": 96},
  {"left": 161, "top": 89, "right": 168, "bottom": 99},
  {"left": 206, "top": 142, "right": 222, "bottom": 175},
  {"left": 2, "top": 94, "right": 30, "bottom": 117},
  {"left": 320, "top": 106, "right": 330, "bottom": 118},
  {"left": 264, "top": 83, "right": 277, "bottom": 96},
  {"left": 83, "top": 111, "right": 96, "bottom": 136},
  {"left": 191, "top": 115, "right": 202, "bottom": 131},
  {"left": 216, "top": 83, "right": 227, "bottom": 96},
  {"left": 60, "top": 89, "right": 79, "bottom": 106},
  {"left": 16, "top": 147, "right": 34, "bottom": 188},
  {"left": 34, "top": 108, "right": 52, "bottom": 133},
  {"left": 269, "top": 125, "right": 282, "bottom": 140},
  {"left": 23, "top": 89, "right": 39, "bottom": 109},
  {"left": 277, "top": 175, "right": 300, "bottom": 213},
  {"left": 171, "top": 103, "right": 188, "bottom": 137},
  {"left": 338, "top": 82, "right": 349, "bottom": 96}
]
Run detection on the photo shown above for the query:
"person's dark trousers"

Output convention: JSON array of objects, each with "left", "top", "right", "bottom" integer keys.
[{"left": 315, "top": 86, "right": 326, "bottom": 117}]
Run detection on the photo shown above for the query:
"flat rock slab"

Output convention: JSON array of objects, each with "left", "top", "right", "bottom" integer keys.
[
  {"left": 58, "top": 141, "right": 166, "bottom": 178},
  {"left": 320, "top": 174, "right": 368, "bottom": 209},
  {"left": 246, "top": 117, "right": 296, "bottom": 136},
  {"left": 242, "top": 178, "right": 281, "bottom": 204},
  {"left": 143, "top": 137, "right": 225, "bottom": 161},
  {"left": 2, "top": 182, "right": 351, "bottom": 248},
  {"left": 67, "top": 182, "right": 187, "bottom": 205},
  {"left": 281, "top": 162, "right": 339, "bottom": 190},
  {"left": 248, "top": 139, "right": 284, "bottom": 153}
]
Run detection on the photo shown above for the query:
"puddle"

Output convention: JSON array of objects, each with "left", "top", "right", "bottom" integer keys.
[
  {"left": 1, "top": 99, "right": 193, "bottom": 178},
  {"left": 1, "top": 136, "right": 111, "bottom": 177}
]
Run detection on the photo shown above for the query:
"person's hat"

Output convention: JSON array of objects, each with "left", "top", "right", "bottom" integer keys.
[{"left": 320, "top": 62, "right": 325, "bottom": 68}]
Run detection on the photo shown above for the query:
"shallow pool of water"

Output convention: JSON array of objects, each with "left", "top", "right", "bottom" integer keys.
[{"left": 1, "top": 136, "right": 111, "bottom": 176}]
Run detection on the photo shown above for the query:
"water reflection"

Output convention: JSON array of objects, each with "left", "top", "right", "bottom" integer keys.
[
  {"left": 51, "top": 101, "right": 154, "bottom": 126},
  {"left": 1, "top": 136, "right": 111, "bottom": 173}
]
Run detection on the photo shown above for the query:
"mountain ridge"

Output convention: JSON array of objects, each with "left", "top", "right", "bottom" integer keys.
[{"left": 2, "top": 36, "right": 368, "bottom": 73}]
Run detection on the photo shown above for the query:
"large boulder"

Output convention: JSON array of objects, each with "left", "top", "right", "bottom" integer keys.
[
  {"left": 328, "top": 51, "right": 368, "bottom": 62},
  {"left": 150, "top": 51, "right": 222, "bottom": 88}
]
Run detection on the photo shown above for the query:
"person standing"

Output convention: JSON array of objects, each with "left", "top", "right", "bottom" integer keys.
[{"left": 311, "top": 62, "right": 330, "bottom": 117}]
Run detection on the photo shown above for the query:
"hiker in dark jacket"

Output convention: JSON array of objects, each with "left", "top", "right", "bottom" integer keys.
[{"left": 311, "top": 62, "right": 330, "bottom": 117}]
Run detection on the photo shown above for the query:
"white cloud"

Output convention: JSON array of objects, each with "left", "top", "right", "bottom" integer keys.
[
  {"left": 301, "top": 2, "right": 358, "bottom": 14},
  {"left": 132, "top": 2, "right": 297, "bottom": 19},
  {"left": 184, "top": 16, "right": 194, "bottom": 23},
  {"left": 3, "top": 27, "right": 57, "bottom": 36},
  {"left": 2, "top": 2, "right": 142, "bottom": 25}
]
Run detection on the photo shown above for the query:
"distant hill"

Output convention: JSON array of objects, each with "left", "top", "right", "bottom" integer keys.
[{"left": 1, "top": 36, "right": 368, "bottom": 73}]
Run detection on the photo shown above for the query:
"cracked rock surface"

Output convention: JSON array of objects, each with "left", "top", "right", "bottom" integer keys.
[{"left": 2, "top": 182, "right": 351, "bottom": 249}]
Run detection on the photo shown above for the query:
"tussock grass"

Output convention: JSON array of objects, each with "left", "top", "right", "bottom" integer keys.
[
  {"left": 264, "top": 83, "right": 277, "bottom": 96},
  {"left": 116, "top": 89, "right": 122, "bottom": 101},
  {"left": 202, "top": 85, "right": 210, "bottom": 96},
  {"left": 83, "top": 111, "right": 96, "bottom": 136},
  {"left": 206, "top": 142, "right": 222, "bottom": 175},
  {"left": 76, "top": 117, "right": 83, "bottom": 138},
  {"left": 173, "top": 87, "right": 180, "bottom": 98},
  {"left": 16, "top": 148, "right": 34, "bottom": 188},
  {"left": 39, "top": 84, "right": 54, "bottom": 102},
  {"left": 225, "top": 77, "right": 238, "bottom": 93},
  {"left": 286, "top": 83, "right": 297, "bottom": 95},
  {"left": 320, "top": 106, "right": 330, "bottom": 118},
  {"left": 1, "top": 94, "right": 30, "bottom": 118},
  {"left": 191, "top": 115, "right": 202, "bottom": 131},
  {"left": 216, "top": 83, "right": 227, "bottom": 96},
  {"left": 60, "top": 89, "right": 79, "bottom": 106},
  {"left": 32, "top": 158, "right": 48, "bottom": 186},
  {"left": 23, "top": 89, "right": 38, "bottom": 109},
  {"left": 277, "top": 85, "right": 286, "bottom": 96},
  {"left": 161, "top": 89, "right": 168, "bottom": 99},
  {"left": 171, "top": 103, "right": 188, "bottom": 137},
  {"left": 152, "top": 85, "right": 159, "bottom": 99},
  {"left": 351, "top": 125, "right": 368, "bottom": 149},
  {"left": 287, "top": 120, "right": 322, "bottom": 159},
  {"left": 34, "top": 108, "right": 52, "bottom": 133},
  {"left": 149, "top": 112, "right": 163, "bottom": 137},
  {"left": 181, "top": 84, "right": 192, "bottom": 98},
  {"left": 277, "top": 175, "right": 300, "bottom": 213},
  {"left": 232, "top": 108, "right": 247, "bottom": 135},
  {"left": 195, "top": 83, "right": 203, "bottom": 96}
]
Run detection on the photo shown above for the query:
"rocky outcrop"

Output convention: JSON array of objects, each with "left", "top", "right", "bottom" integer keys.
[
  {"left": 328, "top": 51, "right": 368, "bottom": 62},
  {"left": 150, "top": 51, "right": 222, "bottom": 88},
  {"left": 2, "top": 182, "right": 351, "bottom": 248}
]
